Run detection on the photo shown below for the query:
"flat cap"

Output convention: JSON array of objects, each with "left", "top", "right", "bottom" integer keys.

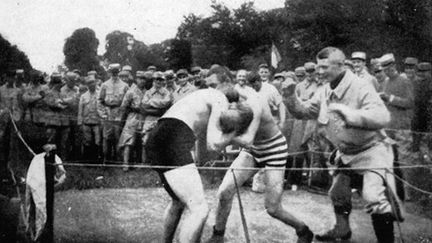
[
  {"left": 191, "top": 66, "right": 201, "bottom": 73},
  {"left": 85, "top": 75, "right": 96, "bottom": 84},
  {"left": 294, "top": 67, "right": 306, "bottom": 76},
  {"left": 404, "top": 57, "right": 418, "bottom": 66},
  {"left": 304, "top": 62, "right": 316, "bottom": 71},
  {"left": 65, "top": 71, "right": 77, "bottom": 80},
  {"left": 122, "top": 65, "right": 132, "bottom": 72},
  {"left": 87, "top": 70, "right": 97, "bottom": 76},
  {"left": 379, "top": 53, "right": 395, "bottom": 67},
  {"left": 16, "top": 69, "right": 24, "bottom": 74},
  {"left": 417, "top": 62, "right": 432, "bottom": 71},
  {"left": 136, "top": 71, "right": 146, "bottom": 78},
  {"left": 119, "top": 70, "right": 129, "bottom": 76},
  {"left": 147, "top": 65, "right": 157, "bottom": 71},
  {"left": 351, "top": 51, "right": 366, "bottom": 61},
  {"left": 153, "top": 71, "right": 165, "bottom": 80},
  {"left": 143, "top": 71, "right": 153, "bottom": 79},
  {"left": 176, "top": 69, "right": 188, "bottom": 76},
  {"left": 274, "top": 73, "right": 285, "bottom": 79},
  {"left": 108, "top": 63, "right": 121, "bottom": 71}
]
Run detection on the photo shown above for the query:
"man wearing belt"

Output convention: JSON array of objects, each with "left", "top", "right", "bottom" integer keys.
[
  {"left": 118, "top": 71, "right": 147, "bottom": 170},
  {"left": 284, "top": 47, "right": 403, "bottom": 243},
  {"left": 141, "top": 71, "right": 172, "bottom": 163},
  {"left": 98, "top": 63, "right": 129, "bottom": 162},
  {"left": 78, "top": 76, "right": 101, "bottom": 161}
]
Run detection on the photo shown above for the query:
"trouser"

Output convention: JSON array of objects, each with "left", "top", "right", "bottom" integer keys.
[
  {"left": 329, "top": 142, "right": 403, "bottom": 218},
  {"left": 82, "top": 124, "right": 101, "bottom": 161},
  {"left": 46, "top": 125, "right": 71, "bottom": 160},
  {"left": 102, "top": 120, "right": 123, "bottom": 161}
]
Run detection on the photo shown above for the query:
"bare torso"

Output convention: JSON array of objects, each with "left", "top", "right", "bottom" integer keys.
[
  {"left": 163, "top": 89, "right": 227, "bottom": 137},
  {"left": 244, "top": 92, "right": 280, "bottom": 143}
]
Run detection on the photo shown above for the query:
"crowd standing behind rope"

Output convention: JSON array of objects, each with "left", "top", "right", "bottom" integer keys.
[{"left": 0, "top": 48, "right": 431, "bottom": 242}]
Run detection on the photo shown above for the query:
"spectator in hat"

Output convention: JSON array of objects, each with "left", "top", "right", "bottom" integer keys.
[
  {"left": 44, "top": 73, "right": 69, "bottom": 160},
  {"left": 22, "top": 71, "right": 50, "bottom": 145},
  {"left": 379, "top": 53, "right": 414, "bottom": 133},
  {"left": 59, "top": 72, "right": 80, "bottom": 160},
  {"left": 87, "top": 70, "right": 102, "bottom": 87},
  {"left": 122, "top": 65, "right": 135, "bottom": 87},
  {"left": 141, "top": 71, "right": 172, "bottom": 163},
  {"left": 78, "top": 76, "right": 101, "bottom": 161},
  {"left": 271, "top": 72, "right": 285, "bottom": 91},
  {"left": 351, "top": 52, "right": 379, "bottom": 91},
  {"left": 370, "top": 58, "right": 387, "bottom": 92},
  {"left": 402, "top": 57, "right": 419, "bottom": 83},
  {"left": 118, "top": 71, "right": 147, "bottom": 170},
  {"left": 0, "top": 70, "right": 25, "bottom": 169},
  {"left": 119, "top": 70, "right": 134, "bottom": 87},
  {"left": 410, "top": 62, "right": 432, "bottom": 151},
  {"left": 164, "top": 70, "right": 177, "bottom": 94},
  {"left": 295, "top": 67, "right": 307, "bottom": 83},
  {"left": 147, "top": 65, "right": 157, "bottom": 73},
  {"left": 258, "top": 63, "right": 271, "bottom": 83},
  {"left": 98, "top": 63, "right": 129, "bottom": 162},
  {"left": 173, "top": 69, "right": 196, "bottom": 103}
]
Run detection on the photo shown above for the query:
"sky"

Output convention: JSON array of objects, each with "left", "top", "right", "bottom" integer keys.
[{"left": 0, "top": 0, "right": 284, "bottom": 72}]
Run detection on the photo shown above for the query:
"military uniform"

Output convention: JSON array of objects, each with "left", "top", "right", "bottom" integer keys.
[
  {"left": 98, "top": 75, "right": 129, "bottom": 160},
  {"left": 172, "top": 81, "right": 196, "bottom": 103},
  {"left": 118, "top": 85, "right": 145, "bottom": 148},
  {"left": 78, "top": 88, "right": 101, "bottom": 157},
  {"left": 287, "top": 69, "right": 403, "bottom": 222},
  {"left": 141, "top": 86, "right": 171, "bottom": 145}
]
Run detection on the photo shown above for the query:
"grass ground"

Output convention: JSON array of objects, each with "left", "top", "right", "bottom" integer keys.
[{"left": 52, "top": 187, "right": 432, "bottom": 243}]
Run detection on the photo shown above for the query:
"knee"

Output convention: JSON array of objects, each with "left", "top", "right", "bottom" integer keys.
[
  {"left": 191, "top": 203, "right": 209, "bottom": 220},
  {"left": 265, "top": 202, "right": 281, "bottom": 218},
  {"left": 217, "top": 188, "right": 235, "bottom": 204}
]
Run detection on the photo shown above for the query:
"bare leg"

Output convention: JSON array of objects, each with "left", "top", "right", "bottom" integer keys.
[
  {"left": 164, "top": 164, "right": 209, "bottom": 243},
  {"left": 264, "top": 168, "right": 305, "bottom": 230},
  {"left": 214, "top": 151, "right": 257, "bottom": 233},
  {"left": 163, "top": 199, "right": 185, "bottom": 243}
]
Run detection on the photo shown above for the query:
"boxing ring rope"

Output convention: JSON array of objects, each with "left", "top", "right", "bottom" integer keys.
[{"left": 6, "top": 111, "right": 432, "bottom": 243}]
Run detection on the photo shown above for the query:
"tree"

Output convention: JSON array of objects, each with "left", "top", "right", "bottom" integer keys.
[
  {"left": 0, "top": 34, "right": 33, "bottom": 78},
  {"left": 166, "top": 39, "right": 192, "bottom": 70},
  {"left": 63, "top": 28, "right": 101, "bottom": 74}
]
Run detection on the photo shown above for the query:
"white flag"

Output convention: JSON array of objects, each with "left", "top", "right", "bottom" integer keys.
[{"left": 271, "top": 43, "right": 282, "bottom": 69}]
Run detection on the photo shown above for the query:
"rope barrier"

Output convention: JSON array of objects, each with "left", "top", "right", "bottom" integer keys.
[
  {"left": 386, "top": 170, "right": 432, "bottom": 197},
  {"left": 9, "top": 111, "right": 36, "bottom": 156}
]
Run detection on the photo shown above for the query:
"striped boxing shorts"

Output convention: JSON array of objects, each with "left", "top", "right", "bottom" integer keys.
[{"left": 243, "top": 131, "right": 288, "bottom": 167}]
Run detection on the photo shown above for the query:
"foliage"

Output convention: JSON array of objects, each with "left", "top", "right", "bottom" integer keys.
[
  {"left": 173, "top": 0, "right": 432, "bottom": 71},
  {"left": 0, "top": 34, "right": 33, "bottom": 78},
  {"left": 63, "top": 28, "right": 101, "bottom": 74}
]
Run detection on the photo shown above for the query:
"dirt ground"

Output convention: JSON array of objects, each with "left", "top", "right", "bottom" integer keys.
[{"left": 53, "top": 188, "right": 432, "bottom": 243}]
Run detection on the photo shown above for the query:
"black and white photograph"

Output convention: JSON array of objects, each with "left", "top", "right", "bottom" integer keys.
[{"left": 0, "top": 0, "right": 432, "bottom": 242}]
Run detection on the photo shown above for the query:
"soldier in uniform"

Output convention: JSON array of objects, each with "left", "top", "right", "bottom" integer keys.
[
  {"left": 141, "top": 72, "right": 172, "bottom": 163},
  {"left": 402, "top": 57, "right": 418, "bottom": 83},
  {"left": 122, "top": 65, "right": 135, "bottom": 87},
  {"left": 78, "top": 76, "right": 101, "bottom": 161},
  {"left": 0, "top": 70, "right": 25, "bottom": 172},
  {"left": 118, "top": 71, "right": 147, "bottom": 170},
  {"left": 173, "top": 69, "right": 196, "bottom": 103},
  {"left": 44, "top": 73, "right": 69, "bottom": 160},
  {"left": 98, "top": 64, "right": 129, "bottom": 163},
  {"left": 379, "top": 53, "right": 414, "bottom": 139},
  {"left": 351, "top": 52, "right": 379, "bottom": 91},
  {"left": 295, "top": 66, "right": 307, "bottom": 83},
  {"left": 22, "top": 71, "right": 50, "bottom": 153},
  {"left": 60, "top": 72, "right": 80, "bottom": 159},
  {"left": 164, "top": 70, "right": 177, "bottom": 94},
  {"left": 285, "top": 47, "right": 403, "bottom": 242}
]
